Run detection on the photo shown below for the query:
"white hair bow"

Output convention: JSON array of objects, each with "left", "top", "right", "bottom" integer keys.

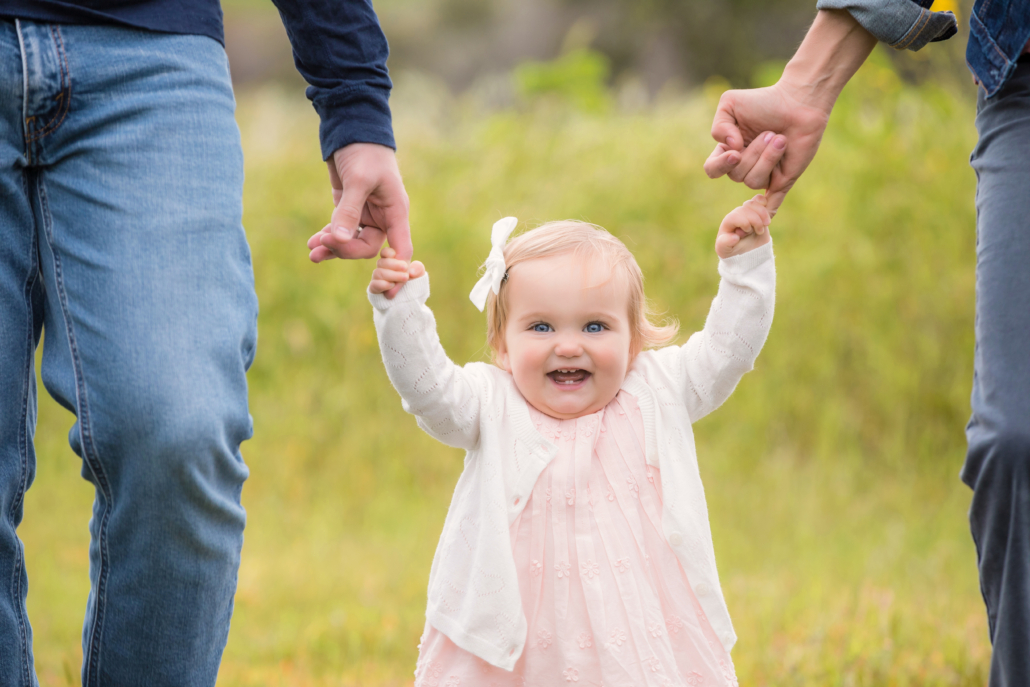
[{"left": 469, "top": 216, "right": 518, "bottom": 311}]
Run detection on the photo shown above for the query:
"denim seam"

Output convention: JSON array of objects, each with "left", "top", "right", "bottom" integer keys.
[
  {"left": 978, "top": 0, "right": 995, "bottom": 21},
  {"left": 972, "top": 13, "right": 1010, "bottom": 73},
  {"left": 894, "top": 8, "right": 931, "bottom": 50},
  {"left": 14, "top": 20, "right": 31, "bottom": 166},
  {"left": 12, "top": 170, "right": 38, "bottom": 687},
  {"left": 36, "top": 175, "right": 113, "bottom": 686},
  {"left": 25, "top": 26, "right": 70, "bottom": 143}
]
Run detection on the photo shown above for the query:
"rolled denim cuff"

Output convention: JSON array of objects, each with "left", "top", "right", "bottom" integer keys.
[{"left": 815, "top": 0, "right": 958, "bottom": 51}]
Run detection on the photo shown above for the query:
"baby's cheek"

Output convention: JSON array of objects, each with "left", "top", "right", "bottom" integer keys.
[
  {"left": 510, "top": 352, "right": 547, "bottom": 394},
  {"left": 594, "top": 350, "right": 631, "bottom": 396},
  {"left": 596, "top": 341, "right": 632, "bottom": 374}
]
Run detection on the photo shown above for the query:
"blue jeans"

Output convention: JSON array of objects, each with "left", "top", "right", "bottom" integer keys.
[
  {"left": 963, "top": 58, "right": 1030, "bottom": 687},
  {"left": 0, "top": 19, "right": 257, "bottom": 686}
]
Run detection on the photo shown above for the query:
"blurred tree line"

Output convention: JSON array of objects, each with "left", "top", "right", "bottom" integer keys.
[{"left": 223, "top": 0, "right": 972, "bottom": 94}]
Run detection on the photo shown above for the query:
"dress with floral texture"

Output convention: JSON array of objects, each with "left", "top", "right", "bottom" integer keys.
[{"left": 414, "top": 391, "right": 738, "bottom": 687}]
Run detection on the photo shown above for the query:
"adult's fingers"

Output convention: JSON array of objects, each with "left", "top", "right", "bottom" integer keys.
[
  {"left": 307, "top": 225, "right": 335, "bottom": 262},
  {"left": 711, "top": 93, "right": 744, "bottom": 151},
  {"left": 319, "top": 224, "right": 387, "bottom": 260},
  {"left": 382, "top": 204, "right": 413, "bottom": 262},
  {"left": 326, "top": 143, "right": 413, "bottom": 264},
  {"left": 742, "top": 134, "right": 786, "bottom": 190},
  {"left": 704, "top": 143, "right": 742, "bottom": 179},
  {"left": 333, "top": 173, "right": 412, "bottom": 262},
  {"left": 764, "top": 168, "right": 797, "bottom": 216},
  {"left": 307, "top": 231, "right": 324, "bottom": 250},
  {"left": 307, "top": 225, "right": 331, "bottom": 250},
  {"left": 728, "top": 132, "right": 775, "bottom": 185},
  {"left": 308, "top": 245, "right": 337, "bottom": 263}
]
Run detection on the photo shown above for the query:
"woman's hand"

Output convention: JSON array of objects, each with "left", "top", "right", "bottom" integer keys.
[
  {"left": 369, "top": 246, "right": 425, "bottom": 297},
  {"left": 716, "top": 195, "right": 772, "bottom": 259},
  {"left": 704, "top": 10, "right": 877, "bottom": 216}
]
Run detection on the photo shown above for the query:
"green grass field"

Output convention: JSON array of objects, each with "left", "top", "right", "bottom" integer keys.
[{"left": 22, "top": 53, "right": 989, "bottom": 685}]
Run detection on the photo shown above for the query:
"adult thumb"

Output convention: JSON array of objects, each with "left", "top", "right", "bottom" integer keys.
[{"left": 330, "top": 184, "right": 367, "bottom": 242}]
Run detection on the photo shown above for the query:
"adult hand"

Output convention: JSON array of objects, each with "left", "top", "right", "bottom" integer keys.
[
  {"left": 704, "top": 84, "right": 831, "bottom": 215},
  {"left": 307, "top": 142, "right": 412, "bottom": 263},
  {"left": 703, "top": 10, "right": 877, "bottom": 215}
]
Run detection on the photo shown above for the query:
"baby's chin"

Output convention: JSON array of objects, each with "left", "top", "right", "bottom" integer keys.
[{"left": 530, "top": 394, "right": 617, "bottom": 421}]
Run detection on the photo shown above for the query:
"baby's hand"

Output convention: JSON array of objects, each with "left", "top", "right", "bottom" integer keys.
[
  {"left": 369, "top": 246, "right": 425, "bottom": 297},
  {"left": 716, "top": 194, "right": 772, "bottom": 259}
]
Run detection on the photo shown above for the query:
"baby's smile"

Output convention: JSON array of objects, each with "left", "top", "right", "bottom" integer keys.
[
  {"left": 497, "top": 253, "right": 634, "bottom": 420},
  {"left": 548, "top": 368, "right": 591, "bottom": 386}
]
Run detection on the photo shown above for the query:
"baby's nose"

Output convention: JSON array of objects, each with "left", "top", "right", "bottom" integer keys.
[{"left": 554, "top": 336, "right": 584, "bottom": 357}]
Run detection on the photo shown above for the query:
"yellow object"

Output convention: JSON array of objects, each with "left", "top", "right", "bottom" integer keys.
[{"left": 933, "top": 0, "right": 960, "bottom": 20}]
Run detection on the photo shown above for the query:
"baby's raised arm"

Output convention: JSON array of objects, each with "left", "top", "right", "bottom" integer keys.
[
  {"left": 367, "top": 248, "right": 484, "bottom": 450},
  {"left": 644, "top": 198, "right": 775, "bottom": 422}
]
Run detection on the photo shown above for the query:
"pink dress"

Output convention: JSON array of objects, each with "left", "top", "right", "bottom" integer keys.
[{"left": 415, "top": 392, "right": 739, "bottom": 687}]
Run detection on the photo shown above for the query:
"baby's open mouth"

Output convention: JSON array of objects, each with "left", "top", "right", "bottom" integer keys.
[{"left": 548, "top": 369, "right": 590, "bottom": 385}]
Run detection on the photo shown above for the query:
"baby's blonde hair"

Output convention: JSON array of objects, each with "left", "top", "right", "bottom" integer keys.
[{"left": 484, "top": 220, "right": 679, "bottom": 361}]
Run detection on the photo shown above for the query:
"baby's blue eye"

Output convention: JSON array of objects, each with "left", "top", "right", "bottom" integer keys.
[
  {"left": 532, "top": 323, "right": 553, "bottom": 333},
  {"left": 585, "top": 322, "right": 605, "bottom": 333}
]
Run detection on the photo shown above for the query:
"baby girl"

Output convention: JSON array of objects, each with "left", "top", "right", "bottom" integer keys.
[{"left": 365, "top": 195, "right": 774, "bottom": 686}]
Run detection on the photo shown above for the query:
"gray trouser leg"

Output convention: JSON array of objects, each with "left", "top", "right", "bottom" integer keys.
[{"left": 962, "top": 58, "right": 1030, "bottom": 687}]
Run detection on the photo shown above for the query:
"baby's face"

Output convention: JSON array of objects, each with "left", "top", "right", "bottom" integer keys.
[{"left": 497, "top": 253, "right": 634, "bottom": 420}]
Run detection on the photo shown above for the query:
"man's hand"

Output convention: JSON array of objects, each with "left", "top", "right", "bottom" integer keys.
[
  {"left": 704, "top": 87, "right": 830, "bottom": 214},
  {"left": 369, "top": 246, "right": 425, "bottom": 297},
  {"left": 308, "top": 142, "right": 412, "bottom": 263},
  {"left": 716, "top": 194, "right": 772, "bottom": 259}
]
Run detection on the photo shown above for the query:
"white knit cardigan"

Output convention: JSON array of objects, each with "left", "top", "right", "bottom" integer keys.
[{"left": 368, "top": 242, "right": 775, "bottom": 671}]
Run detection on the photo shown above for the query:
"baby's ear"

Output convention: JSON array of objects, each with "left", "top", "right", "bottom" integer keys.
[
  {"left": 495, "top": 344, "right": 511, "bottom": 372},
  {"left": 629, "top": 338, "right": 643, "bottom": 362}
]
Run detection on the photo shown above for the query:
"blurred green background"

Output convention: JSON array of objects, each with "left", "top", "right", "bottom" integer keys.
[{"left": 22, "top": 0, "right": 989, "bottom": 685}]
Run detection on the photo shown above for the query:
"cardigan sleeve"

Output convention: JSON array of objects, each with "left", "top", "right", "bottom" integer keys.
[
  {"left": 649, "top": 242, "right": 776, "bottom": 423},
  {"left": 369, "top": 274, "right": 483, "bottom": 450}
]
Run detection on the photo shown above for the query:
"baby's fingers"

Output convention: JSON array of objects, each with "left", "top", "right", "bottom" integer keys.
[
  {"left": 409, "top": 261, "right": 426, "bottom": 279},
  {"left": 369, "top": 278, "right": 396, "bottom": 295},
  {"left": 377, "top": 256, "right": 410, "bottom": 273},
  {"left": 714, "top": 231, "right": 742, "bottom": 259},
  {"left": 742, "top": 195, "right": 772, "bottom": 234},
  {"left": 376, "top": 245, "right": 411, "bottom": 276},
  {"left": 372, "top": 265, "right": 410, "bottom": 284},
  {"left": 718, "top": 206, "right": 751, "bottom": 236}
]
